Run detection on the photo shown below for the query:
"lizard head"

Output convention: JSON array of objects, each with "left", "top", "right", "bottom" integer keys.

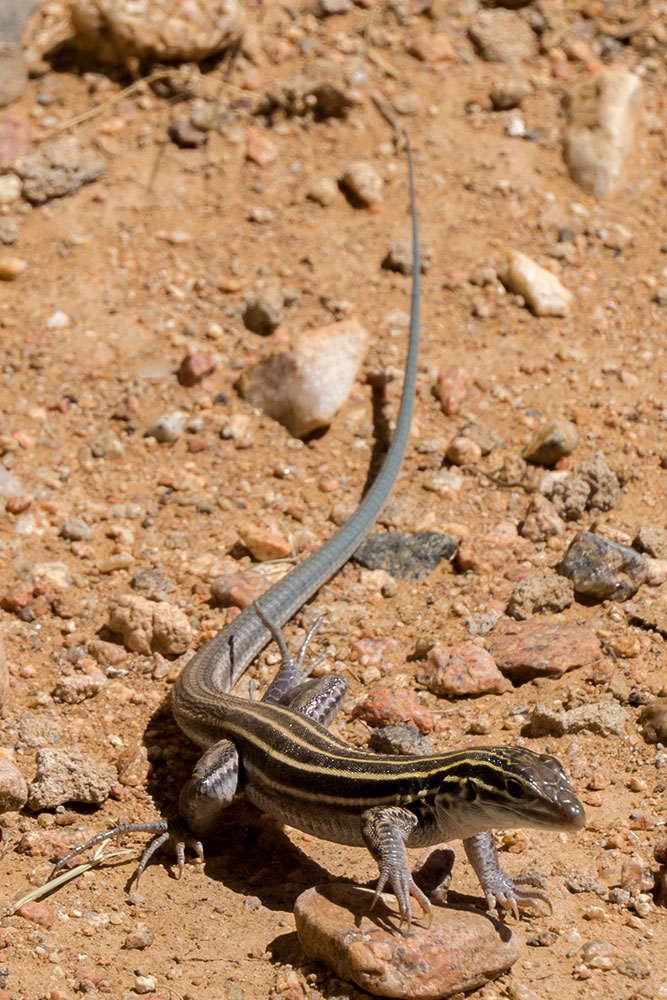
[{"left": 434, "top": 745, "right": 585, "bottom": 835}]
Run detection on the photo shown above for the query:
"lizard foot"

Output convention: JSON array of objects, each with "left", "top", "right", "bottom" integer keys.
[
  {"left": 483, "top": 872, "right": 552, "bottom": 921},
  {"left": 48, "top": 819, "right": 204, "bottom": 889}
]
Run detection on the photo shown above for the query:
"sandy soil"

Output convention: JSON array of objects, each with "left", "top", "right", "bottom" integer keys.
[{"left": 0, "top": 1, "right": 666, "bottom": 998}]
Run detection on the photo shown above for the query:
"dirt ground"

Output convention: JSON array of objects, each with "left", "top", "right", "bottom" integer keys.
[{"left": 1, "top": 1, "right": 666, "bottom": 998}]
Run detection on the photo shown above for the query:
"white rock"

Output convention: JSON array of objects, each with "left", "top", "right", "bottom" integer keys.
[
  {"left": 46, "top": 310, "right": 70, "bottom": 329},
  {"left": 237, "top": 319, "right": 370, "bottom": 438},
  {"left": 563, "top": 70, "right": 642, "bottom": 199},
  {"left": 0, "top": 173, "right": 21, "bottom": 205},
  {"left": 340, "top": 162, "right": 383, "bottom": 207},
  {"left": 499, "top": 249, "right": 573, "bottom": 317}
]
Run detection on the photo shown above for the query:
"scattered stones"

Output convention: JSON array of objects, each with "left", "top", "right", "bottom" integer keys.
[
  {"left": 368, "top": 723, "right": 434, "bottom": 756},
  {"left": 236, "top": 318, "right": 369, "bottom": 438},
  {"left": 520, "top": 494, "right": 565, "bottom": 542},
  {"left": 417, "top": 643, "right": 509, "bottom": 698},
  {"left": 558, "top": 531, "right": 647, "bottom": 602},
  {"left": 71, "top": 0, "right": 245, "bottom": 63},
  {"left": 634, "top": 525, "right": 667, "bottom": 560},
  {"left": 340, "top": 162, "right": 383, "bottom": 209},
  {"left": 220, "top": 411, "right": 255, "bottom": 448},
  {"left": 456, "top": 524, "right": 530, "bottom": 574},
  {"left": 458, "top": 419, "right": 503, "bottom": 456},
  {"left": 526, "top": 700, "right": 629, "bottom": 738},
  {"left": 178, "top": 351, "right": 216, "bottom": 386},
  {"left": 27, "top": 747, "right": 116, "bottom": 809},
  {"left": 446, "top": 436, "right": 482, "bottom": 466},
  {"left": 295, "top": 884, "right": 519, "bottom": 997},
  {"left": 107, "top": 594, "right": 191, "bottom": 656},
  {"left": 381, "top": 240, "right": 429, "bottom": 276},
  {"left": 487, "top": 622, "right": 602, "bottom": 682},
  {"left": 0, "top": 255, "right": 25, "bottom": 280},
  {"left": 89, "top": 427, "right": 125, "bottom": 458},
  {"left": 16, "top": 900, "right": 58, "bottom": 928},
  {"left": 499, "top": 250, "right": 572, "bottom": 317},
  {"left": 243, "top": 287, "right": 285, "bottom": 336},
  {"left": 639, "top": 699, "right": 667, "bottom": 744},
  {"left": 468, "top": 9, "right": 536, "bottom": 63},
  {"left": 14, "top": 137, "right": 106, "bottom": 205},
  {"left": 52, "top": 668, "right": 106, "bottom": 704},
  {"left": 307, "top": 177, "right": 337, "bottom": 206},
  {"left": 507, "top": 571, "right": 574, "bottom": 620},
  {"left": 210, "top": 571, "right": 266, "bottom": 610},
  {"left": 131, "top": 568, "right": 174, "bottom": 602},
  {"left": 239, "top": 520, "right": 292, "bottom": 561},
  {"left": 563, "top": 70, "right": 642, "bottom": 199},
  {"left": 353, "top": 532, "right": 456, "bottom": 581},
  {"left": 351, "top": 685, "right": 435, "bottom": 734},
  {"left": 168, "top": 119, "right": 209, "bottom": 148},
  {"left": 407, "top": 31, "right": 458, "bottom": 64},
  {"left": 523, "top": 420, "right": 578, "bottom": 467},
  {"left": 123, "top": 925, "right": 156, "bottom": 950},
  {"left": 0, "top": 757, "right": 28, "bottom": 813},
  {"left": 60, "top": 518, "right": 92, "bottom": 541},
  {"left": 145, "top": 410, "right": 189, "bottom": 443},
  {"left": 435, "top": 366, "right": 469, "bottom": 415},
  {"left": 489, "top": 77, "right": 531, "bottom": 110},
  {"left": 245, "top": 126, "right": 277, "bottom": 167}
]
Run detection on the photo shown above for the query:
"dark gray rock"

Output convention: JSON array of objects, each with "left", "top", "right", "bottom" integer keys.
[
  {"left": 353, "top": 531, "right": 456, "bottom": 580},
  {"left": 558, "top": 530, "right": 647, "bottom": 601},
  {"left": 131, "top": 568, "right": 174, "bottom": 602}
]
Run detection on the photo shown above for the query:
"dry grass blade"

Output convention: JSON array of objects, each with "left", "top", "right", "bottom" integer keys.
[{"left": 3, "top": 844, "right": 130, "bottom": 915}]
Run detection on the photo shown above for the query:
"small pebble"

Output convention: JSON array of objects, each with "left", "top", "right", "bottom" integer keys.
[
  {"left": 0, "top": 256, "right": 27, "bottom": 280},
  {"left": 340, "top": 161, "right": 383, "bottom": 208}
]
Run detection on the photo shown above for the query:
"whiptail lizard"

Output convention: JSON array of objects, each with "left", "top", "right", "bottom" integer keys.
[{"left": 53, "top": 136, "right": 585, "bottom": 932}]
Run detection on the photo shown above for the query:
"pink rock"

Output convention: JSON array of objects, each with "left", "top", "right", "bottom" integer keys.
[
  {"left": 295, "top": 884, "right": 519, "bottom": 998},
  {"left": 446, "top": 435, "right": 482, "bottom": 466},
  {"left": 107, "top": 594, "right": 191, "bottom": 656},
  {"left": 435, "top": 365, "right": 469, "bottom": 415},
  {"left": 407, "top": 32, "right": 459, "bottom": 64},
  {"left": 353, "top": 637, "right": 403, "bottom": 667},
  {"left": 210, "top": 571, "right": 266, "bottom": 610},
  {"left": 239, "top": 520, "right": 293, "bottom": 561},
  {"left": 417, "top": 643, "right": 509, "bottom": 697},
  {"left": 17, "top": 900, "right": 59, "bottom": 928},
  {"left": 520, "top": 493, "right": 565, "bottom": 542},
  {"left": 351, "top": 685, "right": 434, "bottom": 734},
  {"left": 487, "top": 622, "right": 602, "bottom": 681},
  {"left": 177, "top": 350, "right": 216, "bottom": 386},
  {"left": 246, "top": 125, "right": 278, "bottom": 166},
  {"left": 0, "top": 116, "right": 29, "bottom": 167},
  {"left": 456, "top": 524, "right": 531, "bottom": 573}
]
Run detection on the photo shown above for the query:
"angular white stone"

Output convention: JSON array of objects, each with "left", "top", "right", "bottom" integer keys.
[
  {"left": 237, "top": 318, "right": 370, "bottom": 438},
  {"left": 563, "top": 70, "right": 642, "bottom": 199},
  {"left": 499, "top": 249, "right": 572, "bottom": 317}
]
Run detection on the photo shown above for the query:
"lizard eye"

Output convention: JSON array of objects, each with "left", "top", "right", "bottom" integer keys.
[{"left": 506, "top": 778, "right": 526, "bottom": 799}]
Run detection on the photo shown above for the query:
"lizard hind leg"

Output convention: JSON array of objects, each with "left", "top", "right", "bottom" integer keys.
[{"left": 254, "top": 603, "right": 329, "bottom": 704}]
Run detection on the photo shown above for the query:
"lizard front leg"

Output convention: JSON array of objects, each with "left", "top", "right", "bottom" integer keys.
[
  {"left": 361, "top": 805, "right": 432, "bottom": 933},
  {"left": 178, "top": 738, "right": 240, "bottom": 836},
  {"left": 464, "top": 830, "right": 552, "bottom": 918}
]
